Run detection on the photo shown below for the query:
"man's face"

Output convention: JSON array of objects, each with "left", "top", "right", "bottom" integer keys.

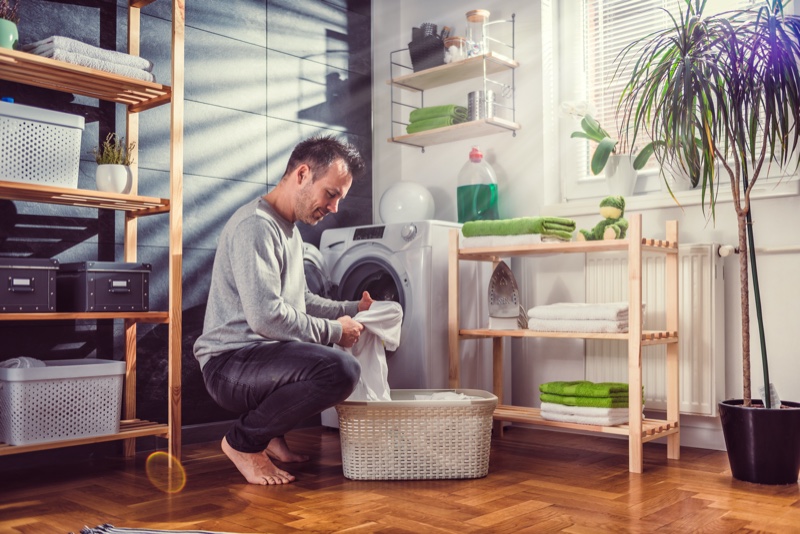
[{"left": 295, "top": 159, "right": 352, "bottom": 225}]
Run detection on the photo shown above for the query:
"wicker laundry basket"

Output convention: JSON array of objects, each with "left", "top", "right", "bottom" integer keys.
[{"left": 335, "top": 389, "right": 497, "bottom": 480}]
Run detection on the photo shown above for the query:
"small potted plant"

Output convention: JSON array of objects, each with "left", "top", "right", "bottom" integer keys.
[
  {"left": 93, "top": 132, "right": 136, "bottom": 194},
  {"left": 0, "top": 0, "right": 19, "bottom": 50}
]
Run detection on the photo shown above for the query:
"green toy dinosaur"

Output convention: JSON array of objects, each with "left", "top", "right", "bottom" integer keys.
[{"left": 577, "top": 196, "right": 629, "bottom": 241}]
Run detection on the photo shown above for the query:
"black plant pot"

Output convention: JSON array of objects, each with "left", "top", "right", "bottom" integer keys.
[{"left": 719, "top": 399, "right": 800, "bottom": 485}]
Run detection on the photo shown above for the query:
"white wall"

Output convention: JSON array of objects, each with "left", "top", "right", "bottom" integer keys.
[{"left": 371, "top": 0, "right": 800, "bottom": 451}]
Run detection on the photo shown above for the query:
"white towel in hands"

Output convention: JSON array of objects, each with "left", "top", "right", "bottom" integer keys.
[
  {"left": 22, "top": 36, "right": 154, "bottom": 72},
  {"left": 527, "top": 302, "right": 637, "bottom": 321}
]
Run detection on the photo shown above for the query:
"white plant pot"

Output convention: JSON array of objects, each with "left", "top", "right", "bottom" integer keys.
[
  {"left": 96, "top": 164, "right": 132, "bottom": 194},
  {"left": 604, "top": 154, "right": 638, "bottom": 197},
  {"left": 660, "top": 161, "right": 695, "bottom": 192}
]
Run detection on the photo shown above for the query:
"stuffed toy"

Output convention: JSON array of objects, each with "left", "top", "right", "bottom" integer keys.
[{"left": 577, "top": 196, "right": 629, "bottom": 241}]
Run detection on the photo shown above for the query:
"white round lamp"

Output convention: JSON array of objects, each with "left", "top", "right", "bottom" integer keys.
[{"left": 379, "top": 182, "right": 435, "bottom": 223}]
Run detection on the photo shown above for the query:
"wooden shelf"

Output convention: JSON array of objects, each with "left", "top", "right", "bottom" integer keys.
[
  {"left": 459, "top": 329, "right": 678, "bottom": 345},
  {"left": 388, "top": 117, "right": 520, "bottom": 148},
  {"left": 458, "top": 237, "right": 678, "bottom": 262},
  {"left": 0, "top": 311, "right": 169, "bottom": 322},
  {"left": 0, "top": 180, "right": 170, "bottom": 215},
  {"left": 0, "top": 420, "right": 169, "bottom": 456},
  {"left": 493, "top": 405, "right": 680, "bottom": 442},
  {"left": 0, "top": 48, "right": 170, "bottom": 113},
  {"left": 388, "top": 52, "right": 519, "bottom": 92}
]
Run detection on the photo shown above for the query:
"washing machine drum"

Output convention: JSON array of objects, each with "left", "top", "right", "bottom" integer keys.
[
  {"left": 335, "top": 257, "right": 406, "bottom": 315},
  {"left": 303, "top": 243, "right": 330, "bottom": 298}
]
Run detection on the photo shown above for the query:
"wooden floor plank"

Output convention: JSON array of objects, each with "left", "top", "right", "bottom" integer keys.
[{"left": 0, "top": 426, "right": 798, "bottom": 533}]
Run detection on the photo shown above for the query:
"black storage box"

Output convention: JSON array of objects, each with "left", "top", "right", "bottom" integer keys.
[
  {"left": 56, "top": 261, "right": 150, "bottom": 312},
  {"left": 0, "top": 258, "right": 59, "bottom": 313}
]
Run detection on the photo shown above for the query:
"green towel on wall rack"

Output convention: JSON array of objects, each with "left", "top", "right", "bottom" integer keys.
[
  {"left": 540, "top": 392, "right": 630, "bottom": 409},
  {"left": 405, "top": 116, "right": 465, "bottom": 134},
  {"left": 539, "top": 380, "right": 630, "bottom": 398},
  {"left": 409, "top": 104, "right": 467, "bottom": 123}
]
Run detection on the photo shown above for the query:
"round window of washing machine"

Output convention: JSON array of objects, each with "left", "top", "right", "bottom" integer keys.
[{"left": 337, "top": 258, "right": 406, "bottom": 317}]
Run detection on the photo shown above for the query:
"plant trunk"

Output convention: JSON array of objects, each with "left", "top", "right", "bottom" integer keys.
[{"left": 738, "top": 213, "right": 751, "bottom": 406}]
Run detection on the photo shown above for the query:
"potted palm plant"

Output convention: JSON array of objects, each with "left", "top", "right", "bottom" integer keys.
[{"left": 617, "top": 0, "right": 800, "bottom": 484}]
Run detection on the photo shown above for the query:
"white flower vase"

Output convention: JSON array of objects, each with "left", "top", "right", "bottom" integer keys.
[
  {"left": 96, "top": 164, "right": 132, "bottom": 194},
  {"left": 605, "top": 155, "right": 638, "bottom": 197}
]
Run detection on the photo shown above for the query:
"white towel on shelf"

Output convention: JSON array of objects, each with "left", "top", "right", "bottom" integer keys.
[
  {"left": 26, "top": 48, "right": 156, "bottom": 83},
  {"left": 527, "top": 302, "right": 636, "bottom": 321},
  {"left": 22, "top": 35, "right": 154, "bottom": 72},
  {"left": 539, "top": 401, "right": 631, "bottom": 418},
  {"left": 0, "top": 357, "right": 46, "bottom": 369},
  {"left": 539, "top": 410, "right": 630, "bottom": 426},
  {"left": 528, "top": 317, "right": 628, "bottom": 333},
  {"left": 336, "top": 301, "right": 403, "bottom": 402}
]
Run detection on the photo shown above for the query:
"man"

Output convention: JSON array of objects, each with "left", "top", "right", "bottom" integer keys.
[{"left": 194, "top": 135, "right": 372, "bottom": 485}]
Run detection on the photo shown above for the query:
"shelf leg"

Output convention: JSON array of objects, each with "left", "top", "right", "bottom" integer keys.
[
  {"left": 448, "top": 230, "right": 461, "bottom": 389},
  {"left": 492, "top": 337, "right": 504, "bottom": 438},
  {"left": 628, "top": 214, "right": 644, "bottom": 474},
  {"left": 666, "top": 220, "right": 681, "bottom": 460}
]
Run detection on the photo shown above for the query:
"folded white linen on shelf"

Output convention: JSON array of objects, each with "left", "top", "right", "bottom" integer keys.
[
  {"left": 460, "top": 234, "right": 554, "bottom": 249},
  {"left": 26, "top": 48, "right": 156, "bottom": 82},
  {"left": 22, "top": 36, "right": 154, "bottom": 72},
  {"left": 539, "top": 409, "right": 630, "bottom": 426},
  {"left": 539, "top": 401, "right": 631, "bottom": 418},
  {"left": 528, "top": 317, "right": 628, "bottom": 333},
  {"left": 527, "top": 302, "right": 637, "bottom": 321},
  {"left": 0, "top": 356, "right": 46, "bottom": 369}
]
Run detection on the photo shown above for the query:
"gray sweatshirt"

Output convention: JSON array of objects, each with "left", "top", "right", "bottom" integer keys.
[{"left": 193, "top": 197, "right": 358, "bottom": 370}]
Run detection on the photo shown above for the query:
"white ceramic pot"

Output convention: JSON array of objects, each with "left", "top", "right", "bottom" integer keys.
[
  {"left": 605, "top": 154, "right": 638, "bottom": 197},
  {"left": 96, "top": 164, "right": 132, "bottom": 194},
  {"left": 660, "top": 160, "right": 695, "bottom": 192}
]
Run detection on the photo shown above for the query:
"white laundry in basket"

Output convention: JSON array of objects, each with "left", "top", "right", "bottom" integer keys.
[{"left": 336, "top": 300, "right": 403, "bottom": 401}]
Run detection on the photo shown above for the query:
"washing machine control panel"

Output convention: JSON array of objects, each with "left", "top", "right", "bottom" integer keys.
[{"left": 352, "top": 226, "right": 385, "bottom": 241}]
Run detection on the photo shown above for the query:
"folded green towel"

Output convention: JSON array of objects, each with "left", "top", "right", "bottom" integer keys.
[
  {"left": 540, "top": 392, "right": 629, "bottom": 408},
  {"left": 539, "top": 380, "right": 629, "bottom": 398},
  {"left": 461, "top": 217, "right": 576, "bottom": 241},
  {"left": 409, "top": 105, "right": 468, "bottom": 123},
  {"left": 406, "top": 116, "right": 465, "bottom": 134}
]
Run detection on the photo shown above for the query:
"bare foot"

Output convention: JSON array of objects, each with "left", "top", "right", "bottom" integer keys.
[
  {"left": 221, "top": 436, "right": 295, "bottom": 485},
  {"left": 264, "top": 436, "right": 309, "bottom": 463}
]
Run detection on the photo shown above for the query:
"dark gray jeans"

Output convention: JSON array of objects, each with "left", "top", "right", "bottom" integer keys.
[{"left": 201, "top": 341, "right": 360, "bottom": 453}]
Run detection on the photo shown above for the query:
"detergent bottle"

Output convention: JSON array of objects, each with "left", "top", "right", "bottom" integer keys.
[{"left": 457, "top": 146, "right": 499, "bottom": 223}]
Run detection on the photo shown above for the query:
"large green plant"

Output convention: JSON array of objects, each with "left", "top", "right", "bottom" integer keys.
[{"left": 617, "top": 0, "right": 800, "bottom": 407}]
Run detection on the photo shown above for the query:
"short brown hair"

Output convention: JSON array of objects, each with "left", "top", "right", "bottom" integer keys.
[{"left": 282, "top": 135, "right": 366, "bottom": 182}]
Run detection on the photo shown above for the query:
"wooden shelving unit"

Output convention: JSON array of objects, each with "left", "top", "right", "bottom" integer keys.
[
  {"left": 448, "top": 214, "right": 681, "bottom": 473},
  {"left": 0, "top": 0, "right": 184, "bottom": 460}
]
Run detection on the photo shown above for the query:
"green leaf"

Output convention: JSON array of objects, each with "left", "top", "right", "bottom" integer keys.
[{"left": 591, "top": 137, "right": 617, "bottom": 175}]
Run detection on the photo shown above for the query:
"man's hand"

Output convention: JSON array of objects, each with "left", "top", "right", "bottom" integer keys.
[
  {"left": 357, "top": 291, "right": 375, "bottom": 313},
  {"left": 337, "top": 315, "right": 364, "bottom": 348}
]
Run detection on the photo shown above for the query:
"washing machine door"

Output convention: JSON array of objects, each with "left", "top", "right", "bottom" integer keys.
[{"left": 328, "top": 244, "right": 409, "bottom": 318}]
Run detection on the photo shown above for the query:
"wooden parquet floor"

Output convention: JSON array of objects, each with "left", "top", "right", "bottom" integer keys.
[{"left": 0, "top": 426, "right": 799, "bottom": 533}]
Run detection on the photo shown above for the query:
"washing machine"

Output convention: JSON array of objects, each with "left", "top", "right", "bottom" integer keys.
[{"left": 317, "top": 220, "right": 507, "bottom": 427}]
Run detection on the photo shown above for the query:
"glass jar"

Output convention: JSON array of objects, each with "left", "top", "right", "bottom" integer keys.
[{"left": 465, "top": 9, "right": 490, "bottom": 57}]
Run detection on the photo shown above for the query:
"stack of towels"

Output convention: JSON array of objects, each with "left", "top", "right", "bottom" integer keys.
[
  {"left": 527, "top": 302, "right": 638, "bottom": 333},
  {"left": 461, "top": 217, "right": 576, "bottom": 242},
  {"left": 22, "top": 36, "right": 155, "bottom": 82},
  {"left": 539, "top": 380, "right": 635, "bottom": 426},
  {"left": 406, "top": 105, "right": 467, "bottom": 134}
]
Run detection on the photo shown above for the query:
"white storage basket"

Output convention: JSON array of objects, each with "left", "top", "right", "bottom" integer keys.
[
  {"left": 0, "top": 101, "right": 85, "bottom": 189},
  {"left": 0, "top": 359, "right": 124, "bottom": 445},
  {"left": 336, "top": 389, "right": 498, "bottom": 480}
]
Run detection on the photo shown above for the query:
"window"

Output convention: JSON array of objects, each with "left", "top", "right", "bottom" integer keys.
[{"left": 558, "top": 0, "right": 760, "bottom": 202}]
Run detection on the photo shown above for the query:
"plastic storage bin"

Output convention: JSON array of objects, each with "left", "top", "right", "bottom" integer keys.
[
  {"left": 0, "top": 359, "right": 125, "bottom": 445},
  {"left": 0, "top": 100, "right": 85, "bottom": 189},
  {"left": 335, "top": 388, "right": 497, "bottom": 480}
]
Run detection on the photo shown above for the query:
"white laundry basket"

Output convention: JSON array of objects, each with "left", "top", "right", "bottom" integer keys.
[
  {"left": 335, "top": 388, "right": 497, "bottom": 480},
  {"left": 0, "top": 100, "right": 85, "bottom": 189},
  {"left": 0, "top": 359, "right": 124, "bottom": 445}
]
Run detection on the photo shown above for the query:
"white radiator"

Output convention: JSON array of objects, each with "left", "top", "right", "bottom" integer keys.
[{"left": 585, "top": 244, "right": 725, "bottom": 416}]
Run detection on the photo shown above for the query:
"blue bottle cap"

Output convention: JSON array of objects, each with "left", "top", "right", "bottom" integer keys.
[{"left": 0, "top": 97, "right": 14, "bottom": 103}]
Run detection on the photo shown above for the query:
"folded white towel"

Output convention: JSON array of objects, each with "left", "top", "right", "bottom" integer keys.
[
  {"left": 527, "top": 302, "right": 637, "bottom": 321},
  {"left": 540, "top": 401, "right": 631, "bottom": 418},
  {"left": 539, "top": 409, "right": 629, "bottom": 426},
  {"left": 27, "top": 48, "right": 156, "bottom": 83},
  {"left": 0, "top": 357, "right": 46, "bottom": 369},
  {"left": 528, "top": 317, "right": 627, "bottom": 333},
  {"left": 22, "top": 36, "right": 154, "bottom": 72}
]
